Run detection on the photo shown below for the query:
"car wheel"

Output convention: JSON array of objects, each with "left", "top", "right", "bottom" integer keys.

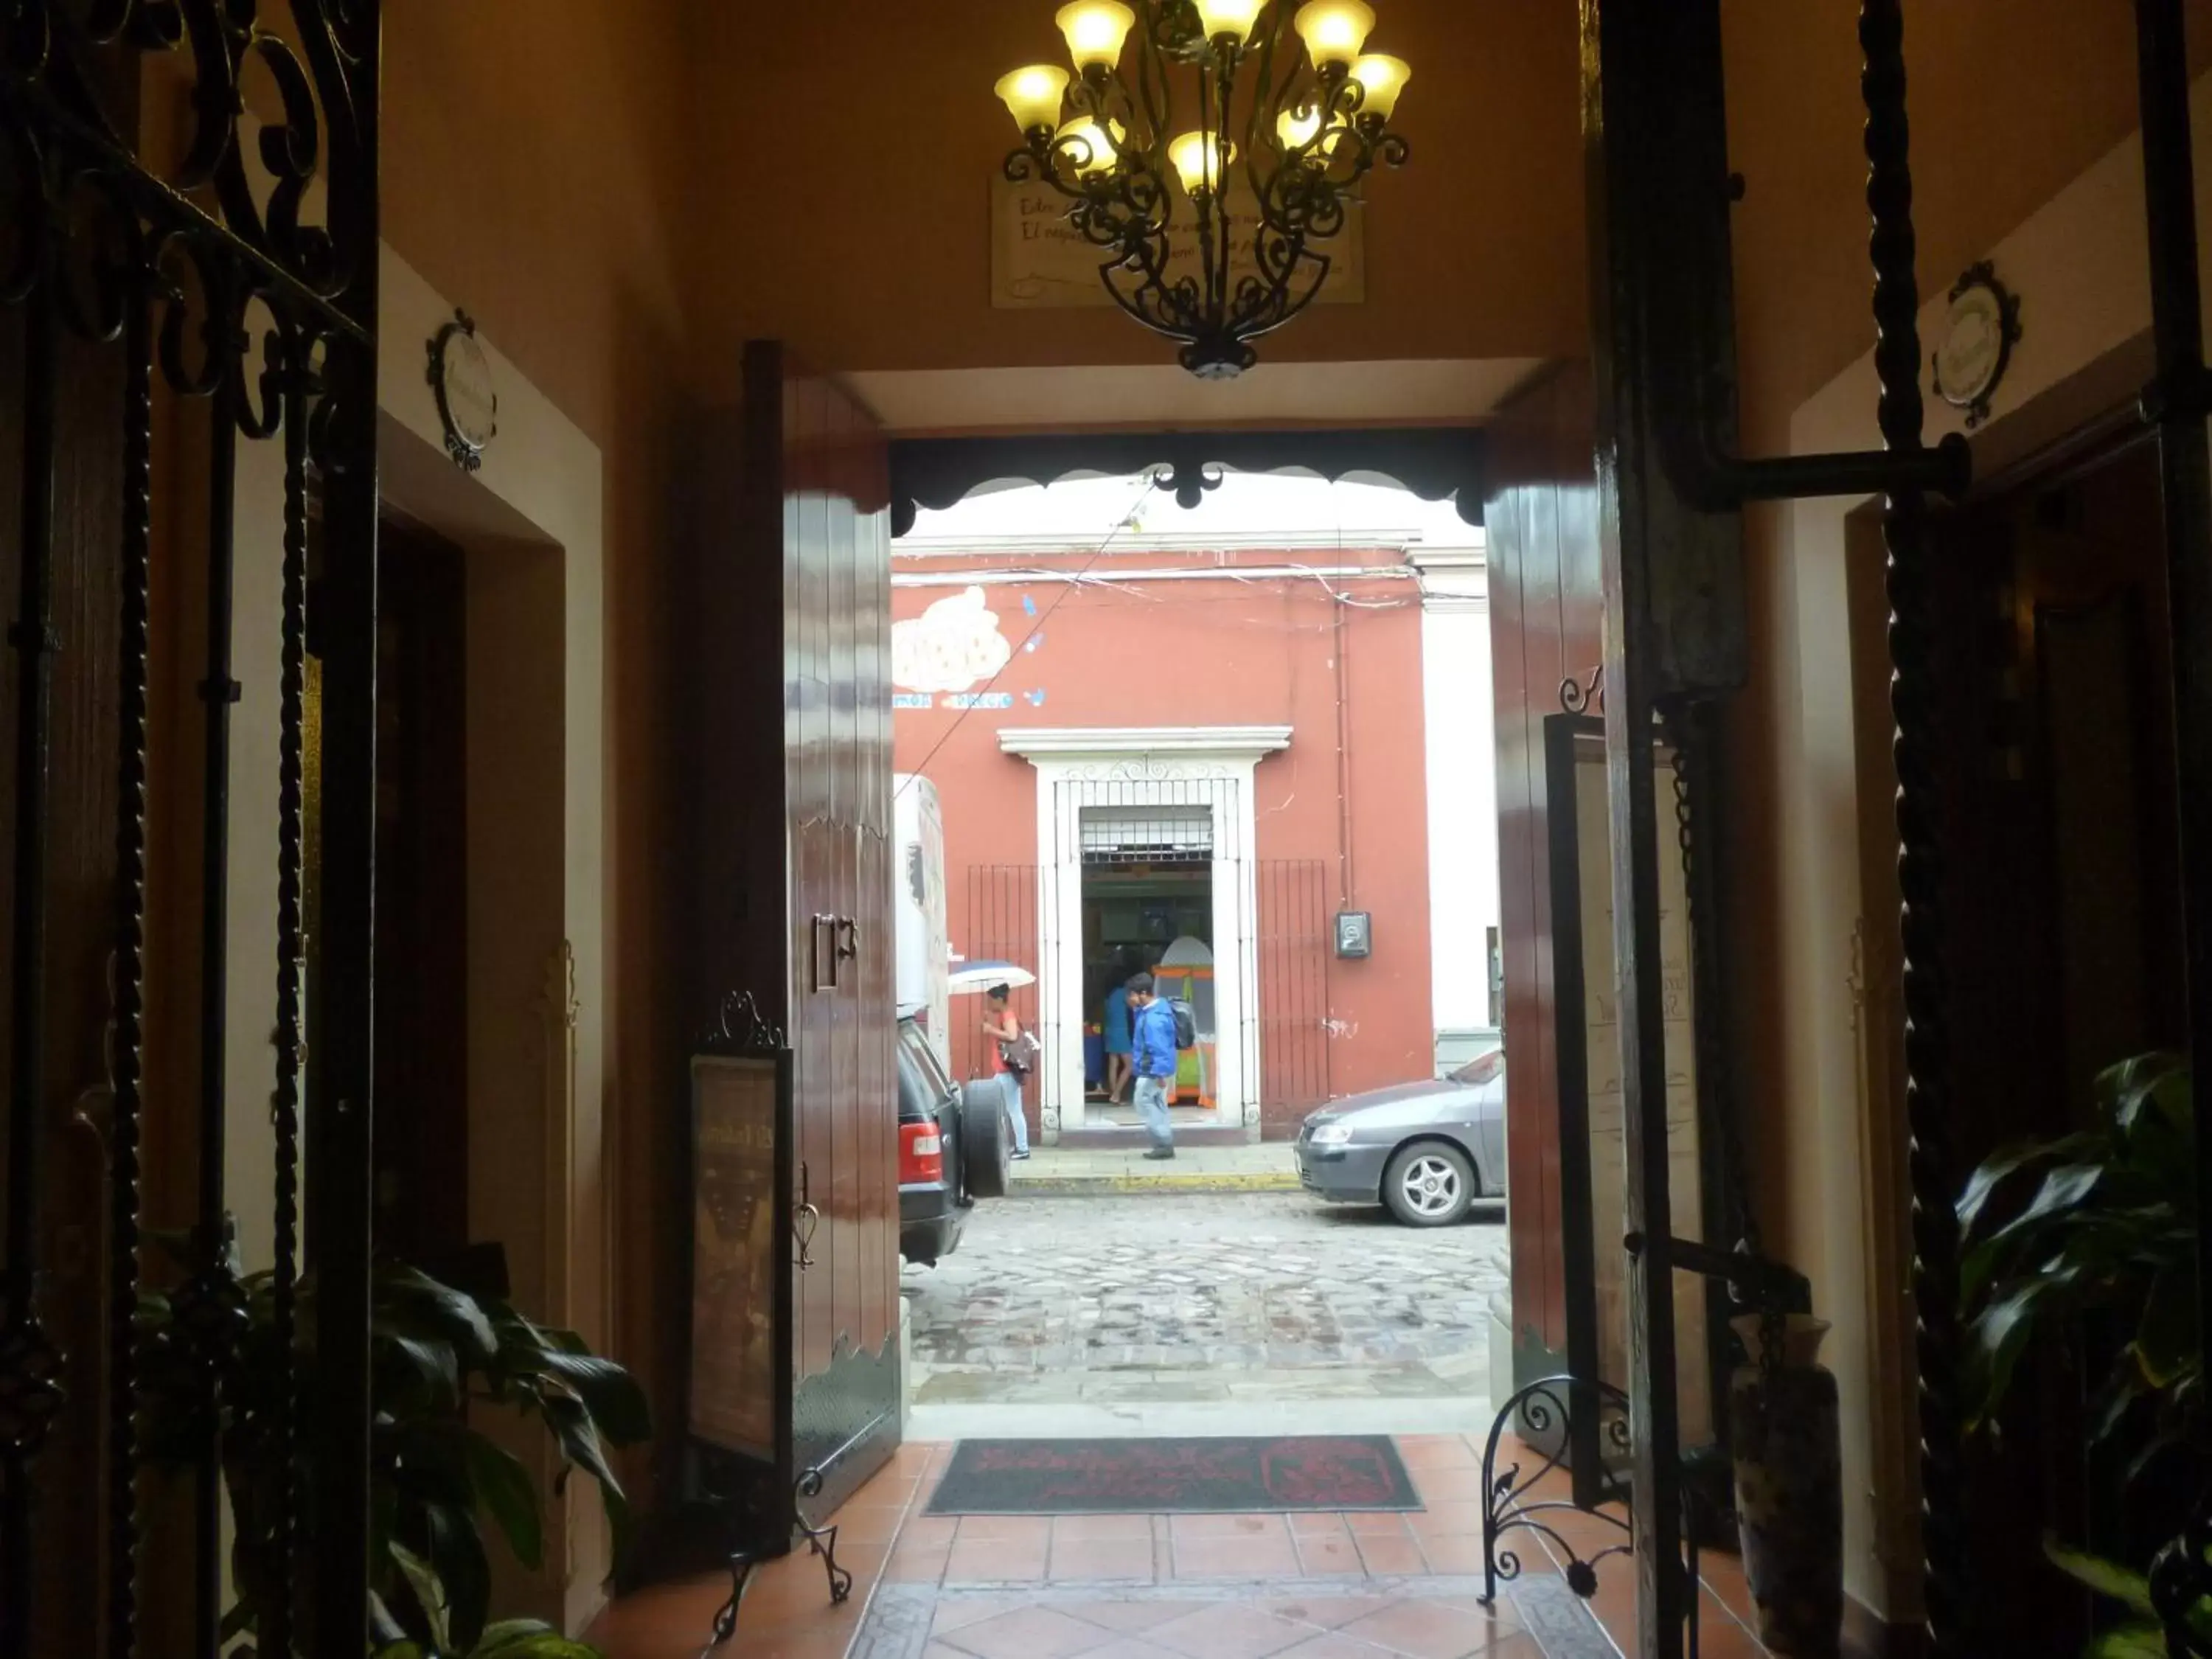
[
  {"left": 959, "top": 1080, "right": 1011, "bottom": 1200},
  {"left": 1382, "top": 1141, "right": 1475, "bottom": 1228}
]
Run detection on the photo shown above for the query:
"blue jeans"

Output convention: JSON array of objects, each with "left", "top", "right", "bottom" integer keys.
[
  {"left": 1133, "top": 1075, "right": 1172, "bottom": 1149},
  {"left": 998, "top": 1071, "right": 1030, "bottom": 1155}
]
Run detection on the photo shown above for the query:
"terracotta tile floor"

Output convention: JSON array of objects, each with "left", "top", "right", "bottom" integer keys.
[{"left": 588, "top": 1435, "right": 1775, "bottom": 1658}]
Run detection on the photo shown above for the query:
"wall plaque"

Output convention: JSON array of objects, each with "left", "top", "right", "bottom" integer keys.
[
  {"left": 688, "top": 1053, "right": 788, "bottom": 1461},
  {"left": 991, "top": 175, "right": 1365, "bottom": 310}
]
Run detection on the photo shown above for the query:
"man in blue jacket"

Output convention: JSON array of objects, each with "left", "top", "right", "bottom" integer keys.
[{"left": 1126, "top": 971, "right": 1179, "bottom": 1161}]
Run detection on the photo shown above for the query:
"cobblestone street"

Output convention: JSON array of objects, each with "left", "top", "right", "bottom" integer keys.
[{"left": 904, "top": 1192, "right": 1512, "bottom": 1437}]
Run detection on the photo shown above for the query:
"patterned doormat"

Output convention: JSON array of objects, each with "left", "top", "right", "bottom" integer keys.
[
  {"left": 847, "top": 1577, "right": 1620, "bottom": 1659},
  {"left": 924, "top": 1436, "right": 1421, "bottom": 1515}
]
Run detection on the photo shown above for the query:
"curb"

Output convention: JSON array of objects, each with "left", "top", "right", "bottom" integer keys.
[{"left": 1008, "top": 1171, "right": 1303, "bottom": 1195}]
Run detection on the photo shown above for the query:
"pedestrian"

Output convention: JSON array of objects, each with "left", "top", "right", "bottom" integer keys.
[
  {"left": 1126, "top": 971, "right": 1178, "bottom": 1161},
  {"left": 981, "top": 984, "right": 1032, "bottom": 1161},
  {"left": 1101, "top": 964, "right": 1134, "bottom": 1104}
]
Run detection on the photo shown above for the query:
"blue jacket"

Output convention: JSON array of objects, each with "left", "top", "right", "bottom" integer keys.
[{"left": 1133, "top": 998, "right": 1179, "bottom": 1079}]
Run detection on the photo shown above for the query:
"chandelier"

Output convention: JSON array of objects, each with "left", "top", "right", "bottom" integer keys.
[{"left": 995, "top": 1, "right": 1411, "bottom": 380}]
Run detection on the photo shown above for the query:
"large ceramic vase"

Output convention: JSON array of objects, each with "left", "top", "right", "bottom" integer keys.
[{"left": 1729, "top": 1314, "right": 1843, "bottom": 1656}]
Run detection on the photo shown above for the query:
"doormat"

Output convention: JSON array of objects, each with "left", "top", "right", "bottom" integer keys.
[{"left": 923, "top": 1436, "right": 1422, "bottom": 1515}]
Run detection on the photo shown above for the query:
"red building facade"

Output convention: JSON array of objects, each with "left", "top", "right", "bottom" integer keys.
[{"left": 892, "top": 540, "right": 1435, "bottom": 1142}]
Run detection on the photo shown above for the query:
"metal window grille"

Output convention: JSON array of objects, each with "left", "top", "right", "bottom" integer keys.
[{"left": 1079, "top": 804, "right": 1214, "bottom": 864}]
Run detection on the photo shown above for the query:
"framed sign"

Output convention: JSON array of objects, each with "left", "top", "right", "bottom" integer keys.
[
  {"left": 1545, "top": 714, "right": 1720, "bottom": 1506},
  {"left": 688, "top": 1051, "right": 791, "bottom": 1461},
  {"left": 991, "top": 175, "right": 1365, "bottom": 310}
]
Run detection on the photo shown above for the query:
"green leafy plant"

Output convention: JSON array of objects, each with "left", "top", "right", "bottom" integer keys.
[
  {"left": 1961, "top": 1051, "right": 2205, "bottom": 1654},
  {"left": 372, "top": 1616, "right": 602, "bottom": 1658},
  {"left": 141, "top": 1242, "right": 650, "bottom": 1655}
]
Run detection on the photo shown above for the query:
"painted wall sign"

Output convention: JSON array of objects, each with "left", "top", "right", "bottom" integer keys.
[
  {"left": 991, "top": 177, "right": 1365, "bottom": 310},
  {"left": 943, "top": 692, "right": 1015, "bottom": 710},
  {"left": 893, "top": 585, "right": 1012, "bottom": 692},
  {"left": 892, "top": 692, "right": 934, "bottom": 711}
]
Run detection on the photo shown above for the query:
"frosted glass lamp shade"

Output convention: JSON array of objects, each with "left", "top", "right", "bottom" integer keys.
[
  {"left": 996, "top": 64, "right": 1071, "bottom": 133},
  {"left": 1059, "top": 115, "right": 1119, "bottom": 173},
  {"left": 1349, "top": 52, "right": 1409, "bottom": 119},
  {"left": 1194, "top": 0, "right": 1269, "bottom": 42},
  {"left": 1056, "top": 1, "right": 1136, "bottom": 70},
  {"left": 1294, "top": 1, "right": 1374, "bottom": 69},
  {"left": 1170, "top": 130, "right": 1237, "bottom": 195}
]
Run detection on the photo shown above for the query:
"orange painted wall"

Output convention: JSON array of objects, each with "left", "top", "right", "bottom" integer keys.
[{"left": 891, "top": 552, "right": 1435, "bottom": 1126}]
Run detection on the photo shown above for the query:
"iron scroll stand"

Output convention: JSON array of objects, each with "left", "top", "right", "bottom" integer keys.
[{"left": 685, "top": 990, "right": 852, "bottom": 1655}]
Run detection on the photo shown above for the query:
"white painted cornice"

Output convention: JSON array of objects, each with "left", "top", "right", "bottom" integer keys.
[{"left": 998, "top": 725, "right": 1293, "bottom": 760}]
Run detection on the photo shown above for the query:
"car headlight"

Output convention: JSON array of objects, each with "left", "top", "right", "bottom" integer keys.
[{"left": 1308, "top": 1123, "right": 1354, "bottom": 1147}]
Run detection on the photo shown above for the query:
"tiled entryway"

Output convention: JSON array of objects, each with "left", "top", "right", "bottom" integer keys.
[{"left": 590, "top": 1436, "right": 1775, "bottom": 1659}]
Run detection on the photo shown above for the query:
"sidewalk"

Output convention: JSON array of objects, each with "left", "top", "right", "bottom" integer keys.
[{"left": 1009, "top": 1139, "right": 1302, "bottom": 1194}]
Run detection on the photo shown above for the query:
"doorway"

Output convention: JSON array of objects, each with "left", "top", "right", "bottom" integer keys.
[
  {"left": 1851, "top": 431, "right": 2186, "bottom": 1655},
  {"left": 372, "top": 515, "right": 471, "bottom": 1267},
  {"left": 1081, "top": 808, "right": 1214, "bottom": 1110}
]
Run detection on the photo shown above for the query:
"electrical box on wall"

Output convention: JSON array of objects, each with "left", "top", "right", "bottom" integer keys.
[{"left": 1334, "top": 911, "right": 1372, "bottom": 959}]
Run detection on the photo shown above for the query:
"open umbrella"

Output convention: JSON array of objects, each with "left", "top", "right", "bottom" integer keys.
[{"left": 949, "top": 960, "right": 1037, "bottom": 994}]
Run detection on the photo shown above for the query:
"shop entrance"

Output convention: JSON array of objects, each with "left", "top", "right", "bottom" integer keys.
[{"left": 1081, "top": 832, "right": 1214, "bottom": 1109}]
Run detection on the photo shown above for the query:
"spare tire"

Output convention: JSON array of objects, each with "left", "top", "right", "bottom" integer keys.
[{"left": 960, "top": 1079, "right": 1011, "bottom": 1200}]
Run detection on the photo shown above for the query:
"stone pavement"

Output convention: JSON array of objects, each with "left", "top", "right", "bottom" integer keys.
[
  {"left": 1012, "top": 1141, "right": 1303, "bottom": 1194},
  {"left": 905, "top": 1192, "right": 1511, "bottom": 1440}
]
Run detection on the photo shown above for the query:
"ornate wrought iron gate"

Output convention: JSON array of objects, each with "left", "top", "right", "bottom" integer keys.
[
  {"left": 1, "top": 6, "right": 380, "bottom": 1655},
  {"left": 1582, "top": 1, "right": 2212, "bottom": 1655}
]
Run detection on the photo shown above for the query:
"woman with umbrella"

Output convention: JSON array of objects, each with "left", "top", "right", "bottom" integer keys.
[{"left": 954, "top": 961, "right": 1036, "bottom": 1161}]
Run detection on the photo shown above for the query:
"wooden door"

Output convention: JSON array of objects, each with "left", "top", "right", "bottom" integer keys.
[
  {"left": 1484, "top": 365, "right": 1604, "bottom": 1383},
  {"left": 681, "top": 343, "right": 900, "bottom": 1532},
  {"left": 371, "top": 518, "right": 470, "bottom": 1268}
]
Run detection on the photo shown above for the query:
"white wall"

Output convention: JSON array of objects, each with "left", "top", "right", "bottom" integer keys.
[{"left": 1413, "top": 551, "right": 1499, "bottom": 1062}]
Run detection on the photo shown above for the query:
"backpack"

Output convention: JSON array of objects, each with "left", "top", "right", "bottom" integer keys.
[{"left": 1168, "top": 998, "right": 1197, "bottom": 1051}]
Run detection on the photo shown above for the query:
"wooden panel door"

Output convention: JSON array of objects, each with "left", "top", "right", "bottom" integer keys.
[
  {"left": 684, "top": 343, "right": 900, "bottom": 1524},
  {"left": 1484, "top": 365, "right": 1604, "bottom": 1382}
]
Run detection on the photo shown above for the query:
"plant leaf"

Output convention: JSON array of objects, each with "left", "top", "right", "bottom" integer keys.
[
  {"left": 2087, "top": 1627, "right": 2169, "bottom": 1659},
  {"left": 2137, "top": 1265, "right": 2199, "bottom": 1389},
  {"left": 416, "top": 1496, "right": 493, "bottom": 1652},
  {"left": 473, "top": 1637, "right": 601, "bottom": 1658},
  {"left": 463, "top": 1430, "right": 545, "bottom": 1572},
  {"left": 2048, "top": 1539, "right": 2157, "bottom": 1615},
  {"left": 540, "top": 1392, "right": 633, "bottom": 1565},
  {"left": 1959, "top": 1137, "right": 2093, "bottom": 1237},
  {"left": 522, "top": 1352, "right": 652, "bottom": 1447},
  {"left": 387, "top": 1541, "right": 452, "bottom": 1652}
]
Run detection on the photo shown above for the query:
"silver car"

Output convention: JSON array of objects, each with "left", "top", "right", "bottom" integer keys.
[{"left": 1292, "top": 1051, "right": 1506, "bottom": 1226}]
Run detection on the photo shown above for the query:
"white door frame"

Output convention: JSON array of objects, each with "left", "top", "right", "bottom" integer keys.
[{"left": 1000, "top": 726, "right": 1291, "bottom": 1141}]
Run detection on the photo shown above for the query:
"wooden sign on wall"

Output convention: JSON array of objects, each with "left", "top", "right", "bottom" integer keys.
[{"left": 991, "top": 175, "right": 1366, "bottom": 310}]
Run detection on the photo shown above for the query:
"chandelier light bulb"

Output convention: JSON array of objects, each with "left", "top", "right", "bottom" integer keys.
[
  {"left": 1277, "top": 107, "right": 1324, "bottom": 155},
  {"left": 1055, "top": 1, "right": 1136, "bottom": 72},
  {"left": 1194, "top": 0, "right": 1270, "bottom": 44},
  {"left": 1293, "top": 0, "right": 1376, "bottom": 69},
  {"left": 995, "top": 63, "right": 1071, "bottom": 133},
  {"left": 1059, "top": 115, "right": 1120, "bottom": 174},
  {"left": 1169, "top": 130, "right": 1236, "bottom": 196},
  {"left": 1349, "top": 52, "right": 1410, "bottom": 121}
]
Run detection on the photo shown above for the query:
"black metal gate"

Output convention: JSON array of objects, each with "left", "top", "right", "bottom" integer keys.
[{"left": 1, "top": 7, "right": 381, "bottom": 1656}]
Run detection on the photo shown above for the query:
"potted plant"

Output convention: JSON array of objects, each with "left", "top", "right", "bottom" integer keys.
[
  {"left": 1961, "top": 1051, "right": 2208, "bottom": 1653},
  {"left": 140, "top": 1237, "right": 650, "bottom": 1656}
]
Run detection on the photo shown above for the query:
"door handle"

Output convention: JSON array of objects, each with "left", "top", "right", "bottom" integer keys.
[{"left": 793, "top": 1161, "right": 819, "bottom": 1270}]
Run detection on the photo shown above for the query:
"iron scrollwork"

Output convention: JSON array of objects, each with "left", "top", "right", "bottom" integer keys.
[
  {"left": 1, "top": 1, "right": 381, "bottom": 1654},
  {"left": 794, "top": 1465, "right": 855, "bottom": 1605},
  {"left": 1477, "top": 1377, "right": 1633, "bottom": 1606}
]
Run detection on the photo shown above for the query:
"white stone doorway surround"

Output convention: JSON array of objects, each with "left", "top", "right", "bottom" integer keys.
[{"left": 998, "top": 726, "right": 1292, "bottom": 1142}]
